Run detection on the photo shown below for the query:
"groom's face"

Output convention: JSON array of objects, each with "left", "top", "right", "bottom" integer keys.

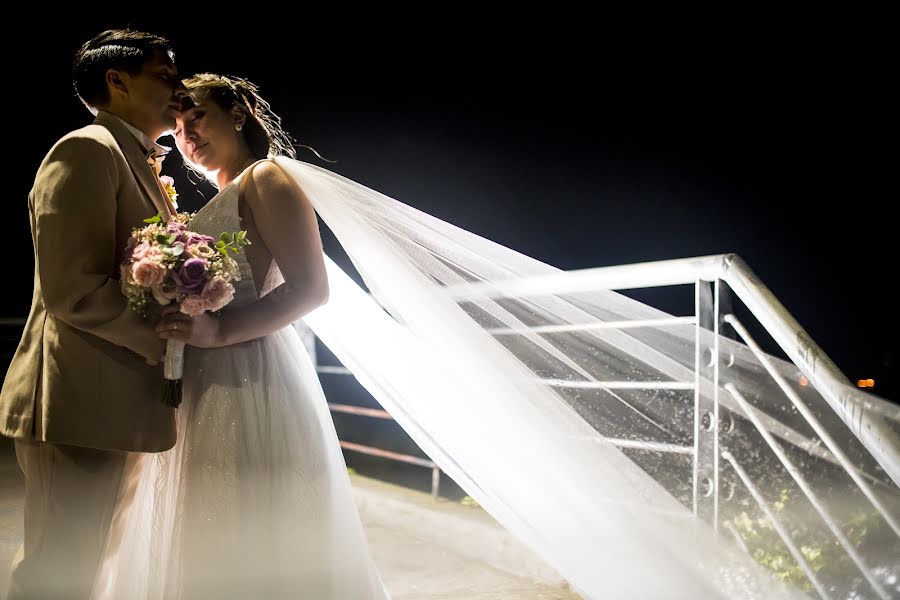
[{"left": 118, "top": 51, "right": 186, "bottom": 139}]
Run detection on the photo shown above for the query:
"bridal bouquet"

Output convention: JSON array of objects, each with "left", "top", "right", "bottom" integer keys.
[{"left": 120, "top": 212, "right": 249, "bottom": 406}]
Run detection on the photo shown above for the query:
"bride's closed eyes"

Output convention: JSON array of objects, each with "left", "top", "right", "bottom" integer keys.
[{"left": 174, "top": 110, "right": 205, "bottom": 138}]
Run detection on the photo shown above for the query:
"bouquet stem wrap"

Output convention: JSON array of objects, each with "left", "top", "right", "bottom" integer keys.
[{"left": 163, "top": 339, "right": 185, "bottom": 407}]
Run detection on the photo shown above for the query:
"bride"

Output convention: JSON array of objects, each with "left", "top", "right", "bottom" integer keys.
[{"left": 94, "top": 73, "right": 389, "bottom": 599}]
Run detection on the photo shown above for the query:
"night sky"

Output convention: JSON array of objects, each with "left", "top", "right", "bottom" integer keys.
[{"left": 7, "top": 18, "right": 895, "bottom": 401}]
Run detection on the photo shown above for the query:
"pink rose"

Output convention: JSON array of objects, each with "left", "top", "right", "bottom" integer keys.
[
  {"left": 180, "top": 295, "right": 209, "bottom": 316},
  {"left": 151, "top": 277, "right": 178, "bottom": 305},
  {"left": 131, "top": 240, "right": 151, "bottom": 261},
  {"left": 201, "top": 277, "right": 234, "bottom": 312},
  {"left": 144, "top": 246, "right": 164, "bottom": 262},
  {"left": 132, "top": 258, "right": 167, "bottom": 287}
]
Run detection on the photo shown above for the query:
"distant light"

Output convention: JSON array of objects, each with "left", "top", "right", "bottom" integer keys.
[
  {"left": 799, "top": 376, "right": 809, "bottom": 387},
  {"left": 857, "top": 379, "right": 875, "bottom": 388}
]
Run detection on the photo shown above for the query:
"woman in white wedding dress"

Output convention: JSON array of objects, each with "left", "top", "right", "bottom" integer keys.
[{"left": 96, "top": 74, "right": 388, "bottom": 599}]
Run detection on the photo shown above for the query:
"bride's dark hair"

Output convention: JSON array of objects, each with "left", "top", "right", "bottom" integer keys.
[{"left": 182, "top": 73, "right": 298, "bottom": 160}]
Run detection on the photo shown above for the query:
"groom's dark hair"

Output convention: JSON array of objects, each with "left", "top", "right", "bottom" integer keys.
[{"left": 73, "top": 29, "right": 174, "bottom": 110}]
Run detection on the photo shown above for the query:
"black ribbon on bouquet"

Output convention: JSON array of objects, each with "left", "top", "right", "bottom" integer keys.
[{"left": 164, "top": 378, "right": 182, "bottom": 408}]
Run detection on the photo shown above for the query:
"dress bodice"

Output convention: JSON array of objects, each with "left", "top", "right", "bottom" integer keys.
[{"left": 189, "top": 172, "right": 258, "bottom": 308}]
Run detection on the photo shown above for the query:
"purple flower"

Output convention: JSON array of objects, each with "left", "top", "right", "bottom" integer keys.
[
  {"left": 123, "top": 235, "right": 138, "bottom": 257},
  {"left": 173, "top": 257, "right": 209, "bottom": 292},
  {"left": 186, "top": 233, "right": 216, "bottom": 246},
  {"left": 166, "top": 221, "right": 188, "bottom": 235}
]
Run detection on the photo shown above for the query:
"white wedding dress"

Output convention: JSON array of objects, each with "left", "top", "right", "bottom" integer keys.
[{"left": 94, "top": 166, "right": 389, "bottom": 599}]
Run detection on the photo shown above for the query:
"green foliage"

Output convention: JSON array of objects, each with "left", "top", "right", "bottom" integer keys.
[
  {"left": 728, "top": 489, "right": 882, "bottom": 591},
  {"left": 217, "top": 230, "right": 251, "bottom": 256}
]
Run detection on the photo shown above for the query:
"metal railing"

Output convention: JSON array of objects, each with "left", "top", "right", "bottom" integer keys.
[
  {"left": 443, "top": 252, "right": 899, "bottom": 599},
  {"left": 322, "top": 387, "right": 443, "bottom": 499},
  {"left": 292, "top": 322, "right": 445, "bottom": 499},
  {"left": 447, "top": 253, "right": 898, "bottom": 487}
]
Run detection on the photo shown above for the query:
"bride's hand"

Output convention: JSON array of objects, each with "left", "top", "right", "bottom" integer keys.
[{"left": 156, "top": 307, "right": 224, "bottom": 348}]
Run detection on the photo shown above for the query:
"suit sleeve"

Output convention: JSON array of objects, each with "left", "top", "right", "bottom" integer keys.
[{"left": 32, "top": 135, "right": 165, "bottom": 364}]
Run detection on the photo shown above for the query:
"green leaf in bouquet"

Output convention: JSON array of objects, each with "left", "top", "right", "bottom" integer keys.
[
  {"left": 212, "top": 230, "right": 251, "bottom": 256},
  {"left": 162, "top": 243, "right": 184, "bottom": 257},
  {"left": 143, "top": 213, "right": 163, "bottom": 224}
]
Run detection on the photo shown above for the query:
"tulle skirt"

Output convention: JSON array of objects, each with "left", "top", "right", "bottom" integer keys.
[{"left": 94, "top": 325, "right": 388, "bottom": 599}]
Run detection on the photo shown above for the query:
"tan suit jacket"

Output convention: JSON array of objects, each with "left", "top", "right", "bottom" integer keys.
[{"left": 0, "top": 112, "right": 177, "bottom": 452}]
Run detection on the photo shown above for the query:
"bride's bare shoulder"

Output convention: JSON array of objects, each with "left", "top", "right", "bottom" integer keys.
[{"left": 240, "top": 159, "right": 306, "bottom": 211}]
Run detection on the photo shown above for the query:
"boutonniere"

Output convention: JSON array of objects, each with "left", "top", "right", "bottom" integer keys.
[{"left": 159, "top": 175, "right": 179, "bottom": 209}]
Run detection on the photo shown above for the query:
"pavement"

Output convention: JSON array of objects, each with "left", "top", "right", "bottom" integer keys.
[{"left": 0, "top": 437, "right": 579, "bottom": 599}]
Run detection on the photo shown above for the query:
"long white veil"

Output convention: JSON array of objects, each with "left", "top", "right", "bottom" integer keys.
[{"left": 284, "top": 158, "right": 900, "bottom": 599}]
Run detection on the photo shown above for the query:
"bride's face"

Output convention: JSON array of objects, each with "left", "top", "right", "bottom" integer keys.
[{"left": 174, "top": 98, "right": 242, "bottom": 171}]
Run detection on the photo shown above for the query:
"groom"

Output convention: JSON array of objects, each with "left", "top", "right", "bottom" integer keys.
[{"left": 0, "top": 29, "right": 186, "bottom": 598}]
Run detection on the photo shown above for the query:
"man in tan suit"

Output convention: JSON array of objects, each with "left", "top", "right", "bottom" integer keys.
[{"left": 0, "top": 29, "right": 186, "bottom": 598}]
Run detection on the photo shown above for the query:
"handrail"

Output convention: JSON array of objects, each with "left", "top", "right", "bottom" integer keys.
[
  {"left": 447, "top": 253, "right": 900, "bottom": 487},
  {"left": 724, "top": 318, "right": 900, "bottom": 538},
  {"left": 719, "top": 255, "right": 899, "bottom": 487},
  {"left": 326, "top": 388, "right": 442, "bottom": 499}
]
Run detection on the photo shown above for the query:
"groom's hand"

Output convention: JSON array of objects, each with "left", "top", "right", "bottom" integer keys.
[{"left": 156, "top": 309, "right": 224, "bottom": 348}]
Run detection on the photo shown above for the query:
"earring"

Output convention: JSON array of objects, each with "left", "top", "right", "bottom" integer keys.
[{"left": 235, "top": 123, "right": 243, "bottom": 132}]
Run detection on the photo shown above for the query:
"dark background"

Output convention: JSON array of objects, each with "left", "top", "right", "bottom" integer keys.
[{"left": 6, "top": 17, "right": 895, "bottom": 408}]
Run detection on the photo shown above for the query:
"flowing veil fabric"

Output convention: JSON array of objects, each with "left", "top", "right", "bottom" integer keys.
[{"left": 281, "top": 158, "right": 899, "bottom": 599}]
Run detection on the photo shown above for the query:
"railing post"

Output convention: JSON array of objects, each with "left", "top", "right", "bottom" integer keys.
[
  {"left": 431, "top": 467, "right": 441, "bottom": 500},
  {"left": 694, "top": 279, "right": 721, "bottom": 529}
]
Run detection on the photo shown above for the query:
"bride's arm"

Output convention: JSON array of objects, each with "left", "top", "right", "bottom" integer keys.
[{"left": 158, "top": 161, "right": 328, "bottom": 348}]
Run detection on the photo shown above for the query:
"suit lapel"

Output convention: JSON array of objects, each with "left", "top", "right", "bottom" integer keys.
[{"left": 94, "top": 113, "right": 174, "bottom": 219}]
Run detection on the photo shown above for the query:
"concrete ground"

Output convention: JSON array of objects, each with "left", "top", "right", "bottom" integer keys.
[{"left": 0, "top": 437, "right": 579, "bottom": 599}]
